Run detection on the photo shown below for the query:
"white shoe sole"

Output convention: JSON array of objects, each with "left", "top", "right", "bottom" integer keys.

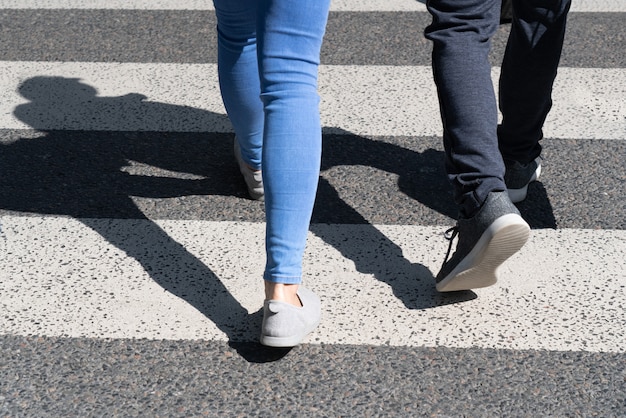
[{"left": 436, "top": 214, "right": 530, "bottom": 292}]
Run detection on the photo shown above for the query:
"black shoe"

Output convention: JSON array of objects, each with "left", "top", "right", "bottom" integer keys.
[{"left": 505, "top": 156, "right": 542, "bottom": 203}]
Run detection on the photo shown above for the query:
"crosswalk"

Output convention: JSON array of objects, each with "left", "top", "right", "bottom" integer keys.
[{"left": 1, "top": 0, "right": 625, "bottom": 415}]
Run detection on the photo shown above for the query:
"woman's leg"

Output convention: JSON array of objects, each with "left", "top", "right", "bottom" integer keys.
[
  {"left": 258, "top": 0, "right": 330, "bottom": 298},
  {"left": 213, "top": 0, "right": 263, "bottom": 170}
]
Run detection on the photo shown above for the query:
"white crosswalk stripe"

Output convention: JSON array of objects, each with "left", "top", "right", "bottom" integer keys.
[
  {"left": 2, "top": 217, "right": 625, "bottom": 352},
  {"left": 1, "top": 62, "right": 623, "bottom": 139}
]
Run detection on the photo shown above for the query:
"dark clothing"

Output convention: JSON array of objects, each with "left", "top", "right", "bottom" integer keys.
[{"left": 425, "top": 0, "right": 571, "bottom": 217}]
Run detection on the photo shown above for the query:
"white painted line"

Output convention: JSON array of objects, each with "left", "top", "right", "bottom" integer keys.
[
  {"left": 331, "top": 0, "right": 426, "bottom": 11},
  {"left": 566, "top": 0, "right": 626, "bottom": 12},
  {"left": 0, "top": 0, "right": 623, "bottom": 12},
  {"left": 319, "top": 66, "right": 626, "bottom": 140},
  {"left": 0, "top": 61, "right": 624, "bottom": 139},
  {"left": 0, "top": 0, "right": 426, "bottom": 11},
  {"left": 333, "top": 0, "right": 624, "bottom": 13},
  {"left": 0, "top": 0, "right": 215, "bottom": 10},
  {"left": 0, "top": 62, "right": 231, "bottom": 133},
  {"left": 1, "top": 216, "right": 624, "bottom": 353}
]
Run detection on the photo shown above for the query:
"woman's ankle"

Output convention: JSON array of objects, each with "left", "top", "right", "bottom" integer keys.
[{"left": 264, "top": 282, "right": 302, "bottom": 307}]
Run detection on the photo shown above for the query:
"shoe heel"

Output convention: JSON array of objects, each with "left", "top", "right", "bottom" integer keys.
[
  {"left": 259, "top": 287, "right": 321, "bottom": 347},
  {"left": 507, "top": 158, "right": 542, "bottom": 203},
  {"left": 508, "top": 185, "right": 529, "bottom": 203}
]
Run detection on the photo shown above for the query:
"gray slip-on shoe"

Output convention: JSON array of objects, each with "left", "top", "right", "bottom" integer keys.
[{"left": 260, "top": 286, "right": 321, "bottom": 348}]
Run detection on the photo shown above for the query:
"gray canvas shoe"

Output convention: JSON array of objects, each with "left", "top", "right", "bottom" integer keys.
[
  {"left": 260, "top": 286, "right": 321, "bottom": 347},
  {"left": 234, "top": 138, "right": 264, "bottom": 201},
  {"left": 436, "top": 191, "right": 530, "bottom": 292},
  {"left": 505, "top": 156, "right": 542, "bottom": 203}
]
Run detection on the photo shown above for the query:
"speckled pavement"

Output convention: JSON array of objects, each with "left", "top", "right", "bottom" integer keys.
[{"left": 0, "top": 1, "right": 625, "bottom": 417}]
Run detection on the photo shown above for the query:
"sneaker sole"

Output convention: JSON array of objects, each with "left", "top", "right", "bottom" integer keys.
[
  {"left": 508, "top": 158, "right": 542, "bottom": 203},
  {"left": 436, "top": 214, "right": 530, "bottom": 292}
]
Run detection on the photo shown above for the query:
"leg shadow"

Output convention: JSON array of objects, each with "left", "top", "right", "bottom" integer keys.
[
  {"left": 5, "top": 75, "right": 298, "bottom": 362},
  {"left": 515, "top": 182, "right": 557, "bottom": 229},
  {"left": 82, "top": 216, "right": 291, "bottom": 362},
  {"left": 311, "top": 178, "right": 476, "bottom": 310}
]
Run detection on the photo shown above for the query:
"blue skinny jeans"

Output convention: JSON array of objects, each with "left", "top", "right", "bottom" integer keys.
[
  {"left": 214, "top": 0, "right": 330, "bottom": 284},
  {"left": 425, "top": 0, "right": 571, "bottom": 217}
]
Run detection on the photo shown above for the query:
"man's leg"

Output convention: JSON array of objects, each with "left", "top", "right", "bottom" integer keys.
[
  {"left": 498, "top": 0, "right": 572, "bottom": 202},
  {"left": 425, "top": 0, "right": 505, "bottom": 218},
  {"left": 425, "top": 0, "right": 529, "bottom": 292}
]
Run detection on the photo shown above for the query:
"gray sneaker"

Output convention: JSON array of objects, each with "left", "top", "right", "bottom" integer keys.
[
  {"left": 234, "top": 138, "right": 264, "bottom": 201},
  {"left": 436, "top": 191, "right": 530, "bottom": 292},
  {"left": 505, "top": 156, "right": 542, "bottom": 203}
]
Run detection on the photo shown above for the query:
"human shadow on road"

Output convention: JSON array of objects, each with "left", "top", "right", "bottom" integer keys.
[
  {"left": 316, "top": 131, "right": 555, "bottom": 230},
  {"left": 4, "top": 76, "right": 283, "bottom": 361},
  {"left": 4, "top": 76, "right": 555, "bottom": 357},
  {"left": 311, "top": 131, "right": 555, "bottom": 309},
  {"left": 312, "top": 132, "right": 476, "bottom": 309}
]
